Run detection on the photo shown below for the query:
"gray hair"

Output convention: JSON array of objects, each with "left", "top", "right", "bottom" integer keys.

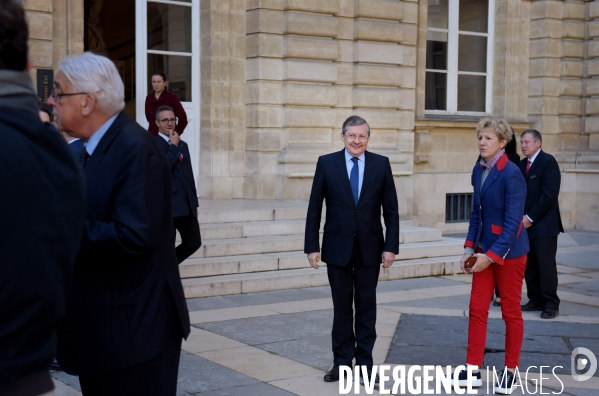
[
  {"left": 58, "top": 52, "right": 125, "bottom": 115},
  {"left": 342, "top": 115, "right": 370, "bottom": 136},
  {"left": 156, "top": 105, "right": 174, "bottom": 120},
  {"left": 476, "top": 117, "right": 513, "bottom": 143},
  {"left": 521, "top": 129, "right": 542, "bottom": 144}
]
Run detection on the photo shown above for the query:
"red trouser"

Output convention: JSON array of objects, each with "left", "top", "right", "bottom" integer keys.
[{"left": 467, "top": 252, "right": 527, "bottom": 368}]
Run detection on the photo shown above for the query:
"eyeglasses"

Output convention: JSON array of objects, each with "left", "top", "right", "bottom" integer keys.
[
  {"left": 159, "top": 118, "right": 177, "bottom": 124},
  {"left": 345, "top": 134, "right": 369, "bottom": 141},
  {"left": 50, "top": 89, "right": 88, "bottom": 101}
]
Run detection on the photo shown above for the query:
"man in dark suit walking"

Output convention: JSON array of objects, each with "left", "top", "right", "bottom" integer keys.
[
  {"left": 304, "top": 115, "right": 400, "bottom": 384},
  {"left": 519, "top": 129, "right": 563, "bottom": 319},
  {"left": 155, "top": 105, "right": 202, "bottom": 263},
  {"left": 48, "top": 52, "right": 190, "bottom": 395}
]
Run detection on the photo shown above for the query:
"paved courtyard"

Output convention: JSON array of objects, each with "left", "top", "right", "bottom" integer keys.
[{"left": 52, "top": 230, "right": 599, "bottom": 395}]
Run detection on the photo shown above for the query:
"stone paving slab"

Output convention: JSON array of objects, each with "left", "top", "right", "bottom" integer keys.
[
  {"left": 375, "top": 276, "right": 464, "bottom": 292},
  {"left": 258, "top": 337, "right": 332, "bottom": 372},
  {"left": 195, "top": 312, "right": 331, "bottom": 347},
  {"left": 567, "top": 230, "right": 599, "bottom": 246},
  {"left": 561, "top": 280, "right": 599, "bottom": 298},
  {"left": 186, "top": 383, "right": 296, "bottom": 396},
  {"left": 557, "top": 250, "right": 599, "bottom": 270},
  {"left": 382, "top": 294, "right": 473, "bottom": 310},
  {"left": 51, "top": 371, "right": 80, "bottom": 392},
  {"left": 177, "top": 352, "right": 260, "bottom": 395}
]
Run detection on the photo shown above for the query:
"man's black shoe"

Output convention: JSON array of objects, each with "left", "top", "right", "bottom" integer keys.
[
  {"left": 494, "top": 369, "right": 515, "bottom": 394},
  {"left": 450, "top": 369, "right": 482, "bottom": 387},
  {"left": 358, "top": 367, "right": 380, "bottom": 390},
  {"left": 521, "top": 302, "right": 543, "bottom": 311},
  {"left": 540, "top": 308, "right": 559, "bottom": 319},
  {"left": 324, "top": 364, "right": 352, "bottom": 382}
]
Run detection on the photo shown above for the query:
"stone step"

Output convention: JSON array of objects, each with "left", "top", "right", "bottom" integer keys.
[
  {"left": 189, "top": 232, "right": 459, "bottom": 259},
  {"left": 181, "top": 255, "right": 463, "bottom": 298},
  {"left": 196, "top": 200, "right": 310, "bottom": 224},
  {"left": 198, "top": 219, "right": 441, "bottom": 242},
  {"left": 180, "top": 238, "right": 463, "bottom": 277}
]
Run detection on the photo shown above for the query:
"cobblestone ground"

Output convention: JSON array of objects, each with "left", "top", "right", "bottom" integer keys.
[{"left": 53, "top": 230, "right": 599, "bottom": 395}]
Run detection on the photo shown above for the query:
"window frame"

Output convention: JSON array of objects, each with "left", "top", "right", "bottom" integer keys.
[{"left": 425, "top": 0, "right": 495, "bottom": 116}]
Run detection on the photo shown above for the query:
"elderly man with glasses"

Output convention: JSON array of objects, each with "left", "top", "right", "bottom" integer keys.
[
  {"left": 155, "top": 105, "right": 202, "bottom": 264},
  {"left": 47, "top": 52, "right": 190, "bottom": 395}
]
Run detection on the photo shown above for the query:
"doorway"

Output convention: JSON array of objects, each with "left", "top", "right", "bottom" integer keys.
[{"left": 84, "top": 0, "right": 201, "bottom": 180}]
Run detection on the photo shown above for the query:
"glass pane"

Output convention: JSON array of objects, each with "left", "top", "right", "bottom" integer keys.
[
  {"left": 458, "top": 74, "right": 486, "bottom": 112},
  {"left": 426, "top": 40, "right": 447, "bottom": 70},
  {"left": 147, "top": 2, "right": 191, "bottom": 52},
  {"left": 148, "top": 54, "right": 192, "bottom": 101},
  {"left": 425, "top": 72, "right": 447, "bottom": 110},
  {"left": 458, "top": 35, "right": 487, "bottom": 73},
  {"left": 459, "top": 0, "right": 488, "bottom": 33},
  {"left": 428, "top": 0, "right": 449, "bottom": 29}
]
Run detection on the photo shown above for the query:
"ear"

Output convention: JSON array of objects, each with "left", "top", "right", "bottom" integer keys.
[
  {"left": 25, "top": 57, "right": 32, "bottom": 73},
  {"left": 81, "top": 94, "right": 96, "bottom": 117},
  {"left": 155, "top": 119, "right": 160, "bottom": 127}
]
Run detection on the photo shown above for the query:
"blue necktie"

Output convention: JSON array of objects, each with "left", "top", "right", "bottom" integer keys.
[{"left": 350, "top": 157, "right": 359, "bottom": 205}]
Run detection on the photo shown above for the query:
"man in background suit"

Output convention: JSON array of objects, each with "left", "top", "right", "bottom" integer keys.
[
  {"left": 155, "top": 105, "right": 202, "bottom": 263},
  {"left": 304, "top": 115, "right": 400, "bottom": 385},
  {"left": 48, "top": 52, "right": 190, "bottom": 395},
  {"left": 64, "top": 132, "right": 85, "bottom": 158},
  {"left": 0, "top": 1, "right": 85, "bottom": 393},
  {"left": 519, "top": 129, "right": 563, "bottom": 319}
]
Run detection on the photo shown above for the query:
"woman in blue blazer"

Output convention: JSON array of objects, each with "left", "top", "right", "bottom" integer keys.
[{"left": 452, "top": 118, "right": 529, "bottom": 395}]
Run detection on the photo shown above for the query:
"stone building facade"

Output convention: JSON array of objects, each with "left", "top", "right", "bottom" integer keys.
[{"left": 23, "top": 0, "right": 599, "bottom": 231}]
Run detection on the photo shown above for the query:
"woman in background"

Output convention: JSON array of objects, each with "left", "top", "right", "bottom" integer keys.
[{"left": 145, "top": 71, "right": 188, "bottom": 136}]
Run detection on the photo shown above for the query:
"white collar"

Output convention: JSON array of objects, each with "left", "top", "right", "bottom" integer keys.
[
  {"left": 528, "top": 149, "right": 542, "bottom": 163},
  {"left": 344, "top": 149, "right": 365, "bottom": 163}
]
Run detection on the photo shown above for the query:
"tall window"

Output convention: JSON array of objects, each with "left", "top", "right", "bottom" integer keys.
[{"left": 425, "top": 0, "right": 494, "bottom": 115}]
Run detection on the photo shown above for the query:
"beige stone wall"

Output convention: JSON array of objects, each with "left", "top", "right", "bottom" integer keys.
[
  {"left": 586, "top": 0, "right": 599, "bottom": 152},
  {"left": 244, "top": 0, "right": 416, "bottom": 220},
  {"left": 560, "top": 171, "right": 599, "bottom": 231},
  {"left": 24, "top": 0, "right": 83, "bottom": 89},
  {"left": 198, "top": 0, "right": 247, "bottom": 199}
]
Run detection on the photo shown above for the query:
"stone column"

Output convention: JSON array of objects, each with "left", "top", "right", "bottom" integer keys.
[
  {"left": 24, "top": 0, "right": 54, "bottom": 82},
  {"left": 558, "top": 0, "right": 586, "bottom": 152},
  {"left": 586, "top": 0, "right": 599, "bottom": 151},
  {"left": 528, "top": 0, "right": 562, "bottom": 151},
  {"left": 52, "top": 0, "right": 84, "bottom": 70},
  {"left": 198, "top": 0, "right": 247, "bottom": 199},
  {"left": 492, "top": 0, "right": 531, "bottom": 121}
]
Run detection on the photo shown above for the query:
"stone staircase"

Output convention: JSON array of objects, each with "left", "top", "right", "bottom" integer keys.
[{"left": 179, "top": 200, "right": 464, "bottom": 298}]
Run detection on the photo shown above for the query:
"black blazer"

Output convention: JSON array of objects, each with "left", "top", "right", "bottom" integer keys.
[
  {"left": 56, "top": 112, "right": 190, "bottom": 375},
  {"left": 519, "top": 150, "right": 564, "bottom": 240},
  {"left": 157, "top": 136, "right": 199, "bottom": 217},
  {"left": 304, "top": 149, "right": 400, "bottom": 267},
  {"left": 0, "top": 108, "right": 85, "bottom": 386}
]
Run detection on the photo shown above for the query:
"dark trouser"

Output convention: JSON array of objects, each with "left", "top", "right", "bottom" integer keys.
[
  {"left": 326, "top": 237, "right": 380, "bottom": 368},
  {"left": 173, "top": 214, "right": 202, "bottom": 264},
  {"left": 78, "top": 341, "right": 182, "bottom": 396},
  {"left": 525, "top": 236, "right": 560, "bottom": 310}
]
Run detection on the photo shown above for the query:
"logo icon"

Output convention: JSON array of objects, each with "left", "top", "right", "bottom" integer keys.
[{"left": 571, "top": 347, "right": 597, "bottom": 381}]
